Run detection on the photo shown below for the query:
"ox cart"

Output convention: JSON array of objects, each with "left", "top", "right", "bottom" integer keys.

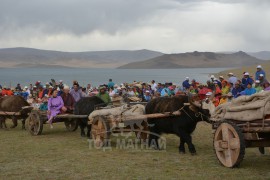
[
  {"left": 88, "top": 104, "right": 183, "bottom": 147},
  {"left": 27, "top": 110, "right": 88, "bottom": 136},
  {"left": 211, "top": 92, "right": 270, "bottom": 168}
]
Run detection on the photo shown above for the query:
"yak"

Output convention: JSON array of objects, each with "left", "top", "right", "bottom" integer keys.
[
  {"left": 145, "top": 95, "right": 211, "bottom": 155},
  {"left": 0, "top": 96, "right": 31, "bottom": 129},
  {"left": 74, "top": 96, "right": 106, "bottom": 137}
]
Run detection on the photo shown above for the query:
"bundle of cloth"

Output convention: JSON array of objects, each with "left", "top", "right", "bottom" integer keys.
[
  {"left": 211, "top": 91, "right": 270, "bottom": 122},
  {"left": 88, "top": 104, "right": 145, "bottom": 124}
]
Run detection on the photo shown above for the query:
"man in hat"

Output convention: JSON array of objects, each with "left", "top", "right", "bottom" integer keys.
[
  {"left": 97, "top": 86, "right": 111, "bottom": 105},
  {"left": 241, "top": 72, "right": 253, "bottom": 89},
  {"left": 255, "top": 65, "right": 266, "bottom": 80},
  {"left": 182, "top": 77, "right": 190, "bottom": 91},
  {"left": 61, "top": 85, "right": 75, "bottom": 113},
  {"left": 210, "top": 75, "right": 215, "bottom": 81},
  {"left": 228, "top": 72, "right": 237, "bottom": 87},
  {"left": 144, "top": 90, "right": 152, "bottom": 102},
  {"left": 258, "top": 73, "right": 268, "bottom": 87},
  {"left": 219, "top": 76, "right": 226, "bottom": 84}
]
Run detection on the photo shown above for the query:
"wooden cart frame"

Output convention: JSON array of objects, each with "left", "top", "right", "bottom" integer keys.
[
  {"left": 212, "top": 117, "right": 270, "bottom": 168},
  {"left": 90, "top": 108, "right": 182, "bottom": 147},
  {"left": 27, "top": 110, "right": 88, "bottom": 136},
  {"left": 0, "top": 106, "right": 33, "bottom": 129}
]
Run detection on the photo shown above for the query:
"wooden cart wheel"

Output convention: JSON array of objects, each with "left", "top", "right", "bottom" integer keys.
[
  {"left": 91, "top": 116, "right": 110, "bottom": 148},
  {"left": 213, "top": 120, "right": 245, "bottom": 168},
  {"left": 64, "top": 119, "right": 78, "bottom": 131},
  {"left": 27, "top": 110, "right": 43, "bottom": 136}
]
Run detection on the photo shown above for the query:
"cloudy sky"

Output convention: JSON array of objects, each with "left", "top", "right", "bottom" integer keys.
[{"left": 0, "top": 0, "right": 269, "bottom": 53}]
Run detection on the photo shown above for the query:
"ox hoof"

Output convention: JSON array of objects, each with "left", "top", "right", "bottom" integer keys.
[
  {"left": 81, "top": 132, "right": 86, "bottom": 137},
  {"left": 179, "top": 151, "right": 185, "bottom": 154},
  {"left": 190, "top": 152, "right": 197, "bottom": 156},
  {"left": 259, "top": 147, "right": 265, "bottom": 154}
]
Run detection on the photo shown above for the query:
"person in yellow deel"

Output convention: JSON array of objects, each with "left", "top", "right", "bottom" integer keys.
[{"left": 219, "top": 92, "right": 233, "bottom": 105}]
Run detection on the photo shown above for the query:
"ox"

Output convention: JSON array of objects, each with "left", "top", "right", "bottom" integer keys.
[
  {"left": 74, "top": 96, "right": 106, "bottom": 137},
  {"left": 145, "top": 95, "right": 211, "bottom": 155},
  {"left": 0, "top": 96, "right": 31, "bottom": 129}
]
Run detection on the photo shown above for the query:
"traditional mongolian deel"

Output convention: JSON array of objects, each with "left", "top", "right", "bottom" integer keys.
[{"left": 47, "top": 96, "right": 64, "bottom": 120}]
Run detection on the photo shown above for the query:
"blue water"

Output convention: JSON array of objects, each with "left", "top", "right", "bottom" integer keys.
[{"left": 0, "top": 68, "right": 229, "bottom": 87}]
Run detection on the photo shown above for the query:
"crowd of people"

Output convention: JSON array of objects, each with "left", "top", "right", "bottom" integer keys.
[{"left": 0, "top": 65, "right": 267, "bottom": 127}]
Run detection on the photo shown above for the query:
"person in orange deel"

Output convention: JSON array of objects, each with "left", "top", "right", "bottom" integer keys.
[
  {"left": 6, "top": 88, "right": 14, "bottom": 96},
  {"left": 38, "top": 86, "right": 44, "bottom": 99},
  {"left": 205, "top": 92, "right": 219, "bottom": 107}
]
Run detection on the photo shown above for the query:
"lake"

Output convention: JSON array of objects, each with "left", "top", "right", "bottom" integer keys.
[{"left": 0, "top": 67, "right": 229, "bottom": 87}]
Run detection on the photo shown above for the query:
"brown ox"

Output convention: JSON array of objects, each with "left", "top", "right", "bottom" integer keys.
[{"left": 0, "top": 96, "right": 31, "bottom": 129}]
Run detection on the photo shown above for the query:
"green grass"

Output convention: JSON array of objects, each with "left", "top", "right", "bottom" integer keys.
[{"left": 0, "top": 121, "right": 270, "bottom": 180}]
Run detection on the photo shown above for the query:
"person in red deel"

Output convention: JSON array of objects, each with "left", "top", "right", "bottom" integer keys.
[
  {"left": 198, "top": 84, "right": 212, "bottom": 100},
  {"left": 1, "top": 86, "right": 8, "bottom": 96},
  {"left": 6, "top": 88, "right": 14, "bottom": 96}
]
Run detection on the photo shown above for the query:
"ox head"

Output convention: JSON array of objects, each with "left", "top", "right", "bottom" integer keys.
[{"left": 188, "top": 100, "right": 212, "bottom": 122}]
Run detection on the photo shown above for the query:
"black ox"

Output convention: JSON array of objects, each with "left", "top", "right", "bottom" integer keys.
[
  {"left": 145, "top": 95, "right": 210, "bottom": 155},
  {"left": 74, "top": 96, "right": 106, "bottom": 137}
]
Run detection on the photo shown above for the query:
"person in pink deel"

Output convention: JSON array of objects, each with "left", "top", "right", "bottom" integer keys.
[{"left": 46, "top": 88, "right": 64, "bottom": 128}]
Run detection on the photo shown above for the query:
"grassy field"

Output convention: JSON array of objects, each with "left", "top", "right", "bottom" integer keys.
[{"left": 0, "top": 120, "right": 270, "bottom": 180}]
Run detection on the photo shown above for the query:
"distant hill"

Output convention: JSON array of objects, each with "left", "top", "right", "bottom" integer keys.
[
  {"left": 0, "top": 47, "right": 164, "bottom": 68},
  {"left": 247, "top": 51, "right": 270, "bottom": 60},
  {"left": 118, "top": 51, "right": 265, "bottom": 69}
]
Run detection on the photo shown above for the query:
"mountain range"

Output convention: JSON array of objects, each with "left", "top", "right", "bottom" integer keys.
[
  {"left": 0, "top": 47, "right": 269, "bottom": 69},
  {"left": 0, "top": 47, "right": 163, "bottom": 68},
  {"left": 118, "top": 51, "right": 266, "bottom": 69}
]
